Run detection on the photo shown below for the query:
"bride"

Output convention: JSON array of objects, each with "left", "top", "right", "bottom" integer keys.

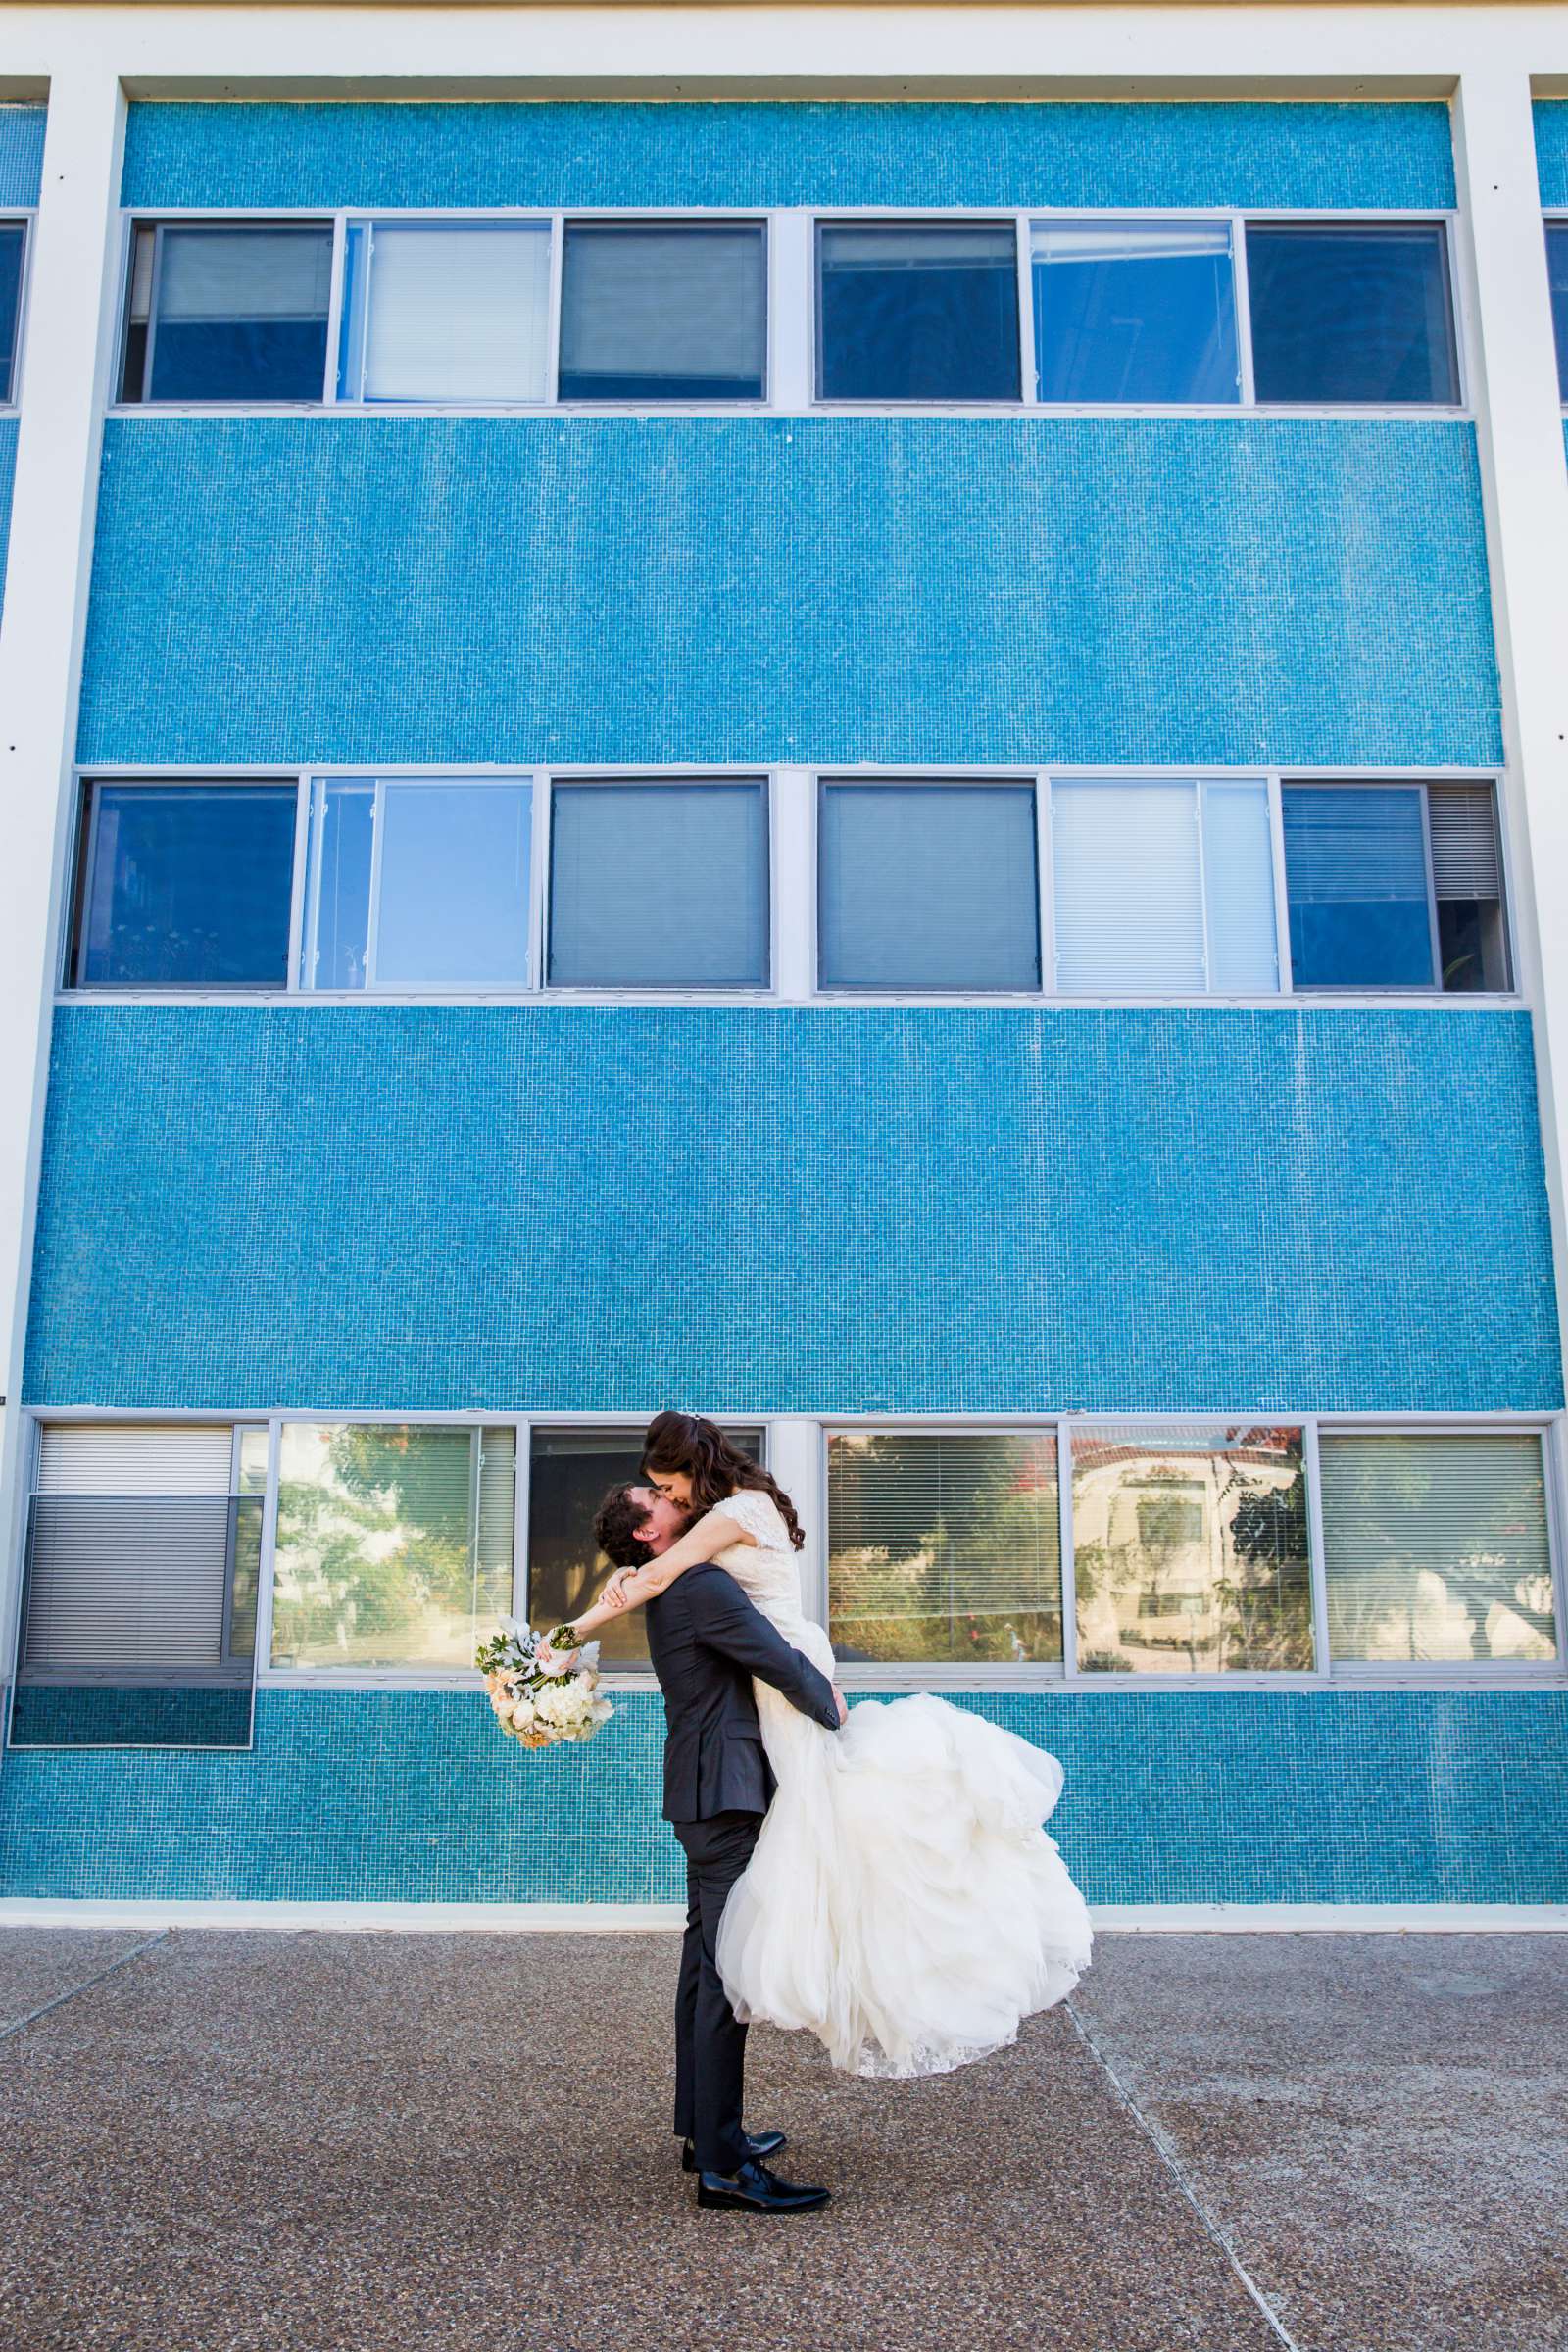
[{"left": 569, "top": 1411, "right": 1092, "bottom": 2080}]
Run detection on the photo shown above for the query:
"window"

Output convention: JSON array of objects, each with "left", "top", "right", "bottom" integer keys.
[
  {"left": 1071, "top": 1424, "right": 1312, "bottom": 1675},
  {"left": 301, "top": 777, "right": 532, "bottom": 990},
  {"left": 1320, "top": 1433, "right": 1556, "bottom": 1666},
  {"left": 12, "top": 1424, "right": 263, "bottom": 1748},
  {"left": 1245, "top": 221, "right": 1459, "bottom": 406},
  {"left": 1031, "top": 220, "right": 1240, "bottom": 405},
  {"left": 269, "top": 1423, "right": 514, "bottom": 1671},
  {"left": 1052, "top": 778, "right": 1277, "bottom": 994},
  {"left": 120, "top": 221, "right": 335, "bottom": 404},
  {"left": 526, "top": 1427, "right": 764, "bottom": 1670},
  {"left": 339, "top": 220, "right": 551, "bottom": 404},
  {"left": 0, "top": 219, "right": 25, "bottom": 402},
  {"left": 827, "top": 1430, "right": 1062, "bottom": 1666},
  {"left": 68, "top": 781, "right": 297, "bottom": 988},
  {"left": 817, "top": 220, "right": 1021, "bottom": 403},
  {"left": 548, "top": 778, "right": 770, "bottom": 988},
  {"left": 817, "top": 779, "right": 1040, "bottom": 992},
  {"left": 1282, "top": 781, "right": 1509, "bottom": 993},
  {"left": 559, "top": 220, "right": 768, "bottom": 403},
  {"left": 1547, "top": 220, "right": 1568, "bottom": 400}
]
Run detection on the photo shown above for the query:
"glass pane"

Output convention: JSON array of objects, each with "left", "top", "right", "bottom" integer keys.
[
  {"left": 360, "top": 222, "right": 550, "bottom": 403},
  {"left": 548, "top": 781, "right": 769, "bottom": 987},
  {"left": 1202, "top": 782, "right": 1279, "bottom": 993},
  {"left": 818, "top": 782, "right": 1040, "bottom": 991},
  {"left": 303, "top": 779, "right": 375, "bottom": 990},
  {"left": 74, "top": 783, "right": 297, "bottom": 988},
  {"left": 375, "top": 783, "right": 531, "bottom": 985},
  {"left": 1321, "top": 1434, "right": 1556, "bottom": 1665},
  {"left": 527, "top": 1428, "right": 763, "bottom": 1671},
  {"left": 1071, "top": 1423, "right": 1312, "bottom": 1674},
  {"left": 1246, "top": 222, "right": 1459, "bottom": 406},
  {"left": 828, "top": 1430, "right": 1061, "bottom": 1666},
  {"left": 270, "top": 1424, "right": 508, "bottom": 1670},
  {"left": 0, "top": 221, "right": 24, "bottom": 401},
  {"left": 1548, "top": 222, "right": 1568, "bottom": 401},
  {"left": 1031, "top": 219, "right": 1239, "bottom": 404},
  {"left": 1053, "top": 781, "right": 1205, "bottom": 993},
  {"left": 818, "top": 220, "right": 1021, "bottom": 402},
  {"left": 1283, "top": 786, "right": 1435, "bottom": 988},
  {"left": 12, "top": 1491, "right": 260, "bottom": 1751},
  {"left": 559, "top": 221, "right": 767, "bottom": 402},
  {"left": 149, "top": 225, "right": 334, "bottom": 403},
  {"left": 1429, "top": 785, "right": 1510, "bottom": 994}
]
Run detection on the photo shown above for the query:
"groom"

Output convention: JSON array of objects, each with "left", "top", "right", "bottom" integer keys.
[{"left": 593, "top": 1482, "right": 845, "bottom": 2217}]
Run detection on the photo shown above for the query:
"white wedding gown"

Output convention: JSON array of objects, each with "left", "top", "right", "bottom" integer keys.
[{"left": 710, "top": 1490, "right": 1094, "bottom": 2079}]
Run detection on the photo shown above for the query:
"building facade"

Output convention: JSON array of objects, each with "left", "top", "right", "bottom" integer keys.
[{"left": 1, "top": 5, "right": 1567, "bottom": 1915}]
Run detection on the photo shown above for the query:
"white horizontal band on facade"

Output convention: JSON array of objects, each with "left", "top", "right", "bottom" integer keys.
[{"left": 1, "top": 1898, "right": 1564, "bottom": 1936}]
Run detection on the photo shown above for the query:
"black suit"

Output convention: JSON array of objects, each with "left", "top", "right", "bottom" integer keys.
[{"left": 645, "top": 1562, "right": 840, "bottom": 2176}]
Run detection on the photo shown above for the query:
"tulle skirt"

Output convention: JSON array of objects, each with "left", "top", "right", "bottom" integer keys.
[{"left": 717, "top": 1643, "right": 1093, "bottom": 2080}]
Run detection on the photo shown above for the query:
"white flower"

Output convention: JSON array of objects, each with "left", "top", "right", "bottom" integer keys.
[{"left": 509, "top": 1695, "right": 537, "bottom": 1729}]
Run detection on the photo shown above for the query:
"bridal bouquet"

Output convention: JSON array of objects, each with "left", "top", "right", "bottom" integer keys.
[{"left": 476, "top": 1619, "right": 613, "bottom": 1751}]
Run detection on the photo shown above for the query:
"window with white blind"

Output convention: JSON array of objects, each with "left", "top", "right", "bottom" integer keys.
[
  {"left": 339, "top": 220, "right": 552, "bottom": 404},
  {"left": 12, "top": 1423, "right": 264, "bottom": 1748},
  {"left": 270, "top": 1423, "right": 515, "bottom": 1671},
  {"left": 827, "top": 1430, "right": 1062, "bottom": 1666},
  {"left": 1051, "top": 778, "right": 1278, "bottom": 995},
  {"left": 1320, "top": 1433, "right": 1556, "bottom": 1666}
]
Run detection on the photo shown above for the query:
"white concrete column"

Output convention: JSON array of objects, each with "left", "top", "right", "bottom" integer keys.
[
  {"left": 765, "top": 1416, "right": 827, "bottom": 1621},
  {"left": 1451, "top": 71, "right": 1568, "bottom": 1392},
  {"left": 0, "top": 62, "right": 127, "bottom": 1701}
]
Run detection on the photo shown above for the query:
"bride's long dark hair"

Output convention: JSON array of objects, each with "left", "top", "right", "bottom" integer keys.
[{"left": 641, "top": 1411, "right": 807, "bottom": 1552}]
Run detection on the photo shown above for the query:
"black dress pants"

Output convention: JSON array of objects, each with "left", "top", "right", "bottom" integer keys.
[{"left": 671, "top": 1809, "right": 762, "bottom": 2177}]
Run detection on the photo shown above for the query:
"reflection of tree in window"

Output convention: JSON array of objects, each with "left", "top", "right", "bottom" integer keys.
[
  {"left": 828, "top": 1433, "right": 1061, "bottom": 1665},
  {"left": 271, "top": 1425, "right": 503, "bottom": 1669}
]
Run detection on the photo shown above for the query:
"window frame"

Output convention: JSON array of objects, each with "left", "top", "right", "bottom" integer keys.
[
  {"left": 542, "top": 770, "right": 776, "bottom": 996},
  {"left": 0, "top": 209, "right": 33, "bottom": 411},
  {"left": 16, "top": 1409, "right": 1560, "bottom": 1697},
  {"left": 107, "top": 203, "right": 1470, "bottom": 420},
  {"left": 1545, "top": 213, "right": 1568, "bottom": 409},
  {"left": 59, "top": 764, "right": 1517, "bottom": 1009},
  {"left": 1279, "top": 773, "right": 1515, "bottom": 998}
]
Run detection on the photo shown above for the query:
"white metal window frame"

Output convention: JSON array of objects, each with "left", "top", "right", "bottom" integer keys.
[
  {"left": 1543, "top": 213, "right": 1568, "bottom": 411},
  {"left": 59, "top": 763, "right": 1519, "bottom": 1010},
  {"left": 106, "top": 203, "right": 1472, "bottom": 422},
  {"left": 0, "top": 208, "right": 34, "bottom": 413},
  {"left": 14, "top": 1407, "right": 1565, "bottom": 1696}
]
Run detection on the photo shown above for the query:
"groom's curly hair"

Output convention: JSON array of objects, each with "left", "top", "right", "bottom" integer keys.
[{"left": 593, "top": 1484, "right": 654, "bottom": 1570}]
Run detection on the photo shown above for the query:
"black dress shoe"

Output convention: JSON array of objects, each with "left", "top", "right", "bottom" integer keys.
[
  {"left": 682, "top": 2130, "right": 784, "bottom": 2174},
  {"left": 697, "top": 2159, "right": 829, "bottom": 2215}
]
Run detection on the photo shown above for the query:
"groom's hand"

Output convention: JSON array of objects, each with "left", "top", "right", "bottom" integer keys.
[{"left": 833, "top": 1686, "right": 849, "bottom": 1727}]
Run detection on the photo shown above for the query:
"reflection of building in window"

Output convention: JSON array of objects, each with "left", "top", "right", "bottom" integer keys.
[{"left": 1071, "top": 1426, "right": 1312, "bottom": 1675}]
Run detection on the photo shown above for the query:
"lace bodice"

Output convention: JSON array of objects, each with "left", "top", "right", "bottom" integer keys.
[{"left": 711, "top": 1487, "right": 808, "bottom": 1633}]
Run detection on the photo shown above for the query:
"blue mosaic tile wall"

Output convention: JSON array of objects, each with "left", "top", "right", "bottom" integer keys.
[
  {"left": 23, "top": 1004, "right": 1560, "bottom": 1417},
  {"left": 77, "top": 416, "right": 1500, "bottom": 771},
  {"left": 1534, "top": 99, "right": 1568, "bottom": 204},
  {"left": 0, "top": 102, "right": 46, "bottom": 207},
  {"left": 1, "top": 1684, "right": 1563, "bottom": 1904},
  {"left": 121, "top": 98, "right": 1457, "bottom": 213}
]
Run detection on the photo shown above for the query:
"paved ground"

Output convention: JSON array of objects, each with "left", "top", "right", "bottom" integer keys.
[{"left": 0, "top": 1929, "right": 1562, "bottom": 2352}]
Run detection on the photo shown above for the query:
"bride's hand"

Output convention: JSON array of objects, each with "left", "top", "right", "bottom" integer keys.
[{"left": 599, "top": 1568, "right": 635, "bottom": 1614}]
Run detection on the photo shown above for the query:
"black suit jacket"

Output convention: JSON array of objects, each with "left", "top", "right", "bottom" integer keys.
[{"left": 645, "top": 1562, "right": 840, "bottom": 1824}]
